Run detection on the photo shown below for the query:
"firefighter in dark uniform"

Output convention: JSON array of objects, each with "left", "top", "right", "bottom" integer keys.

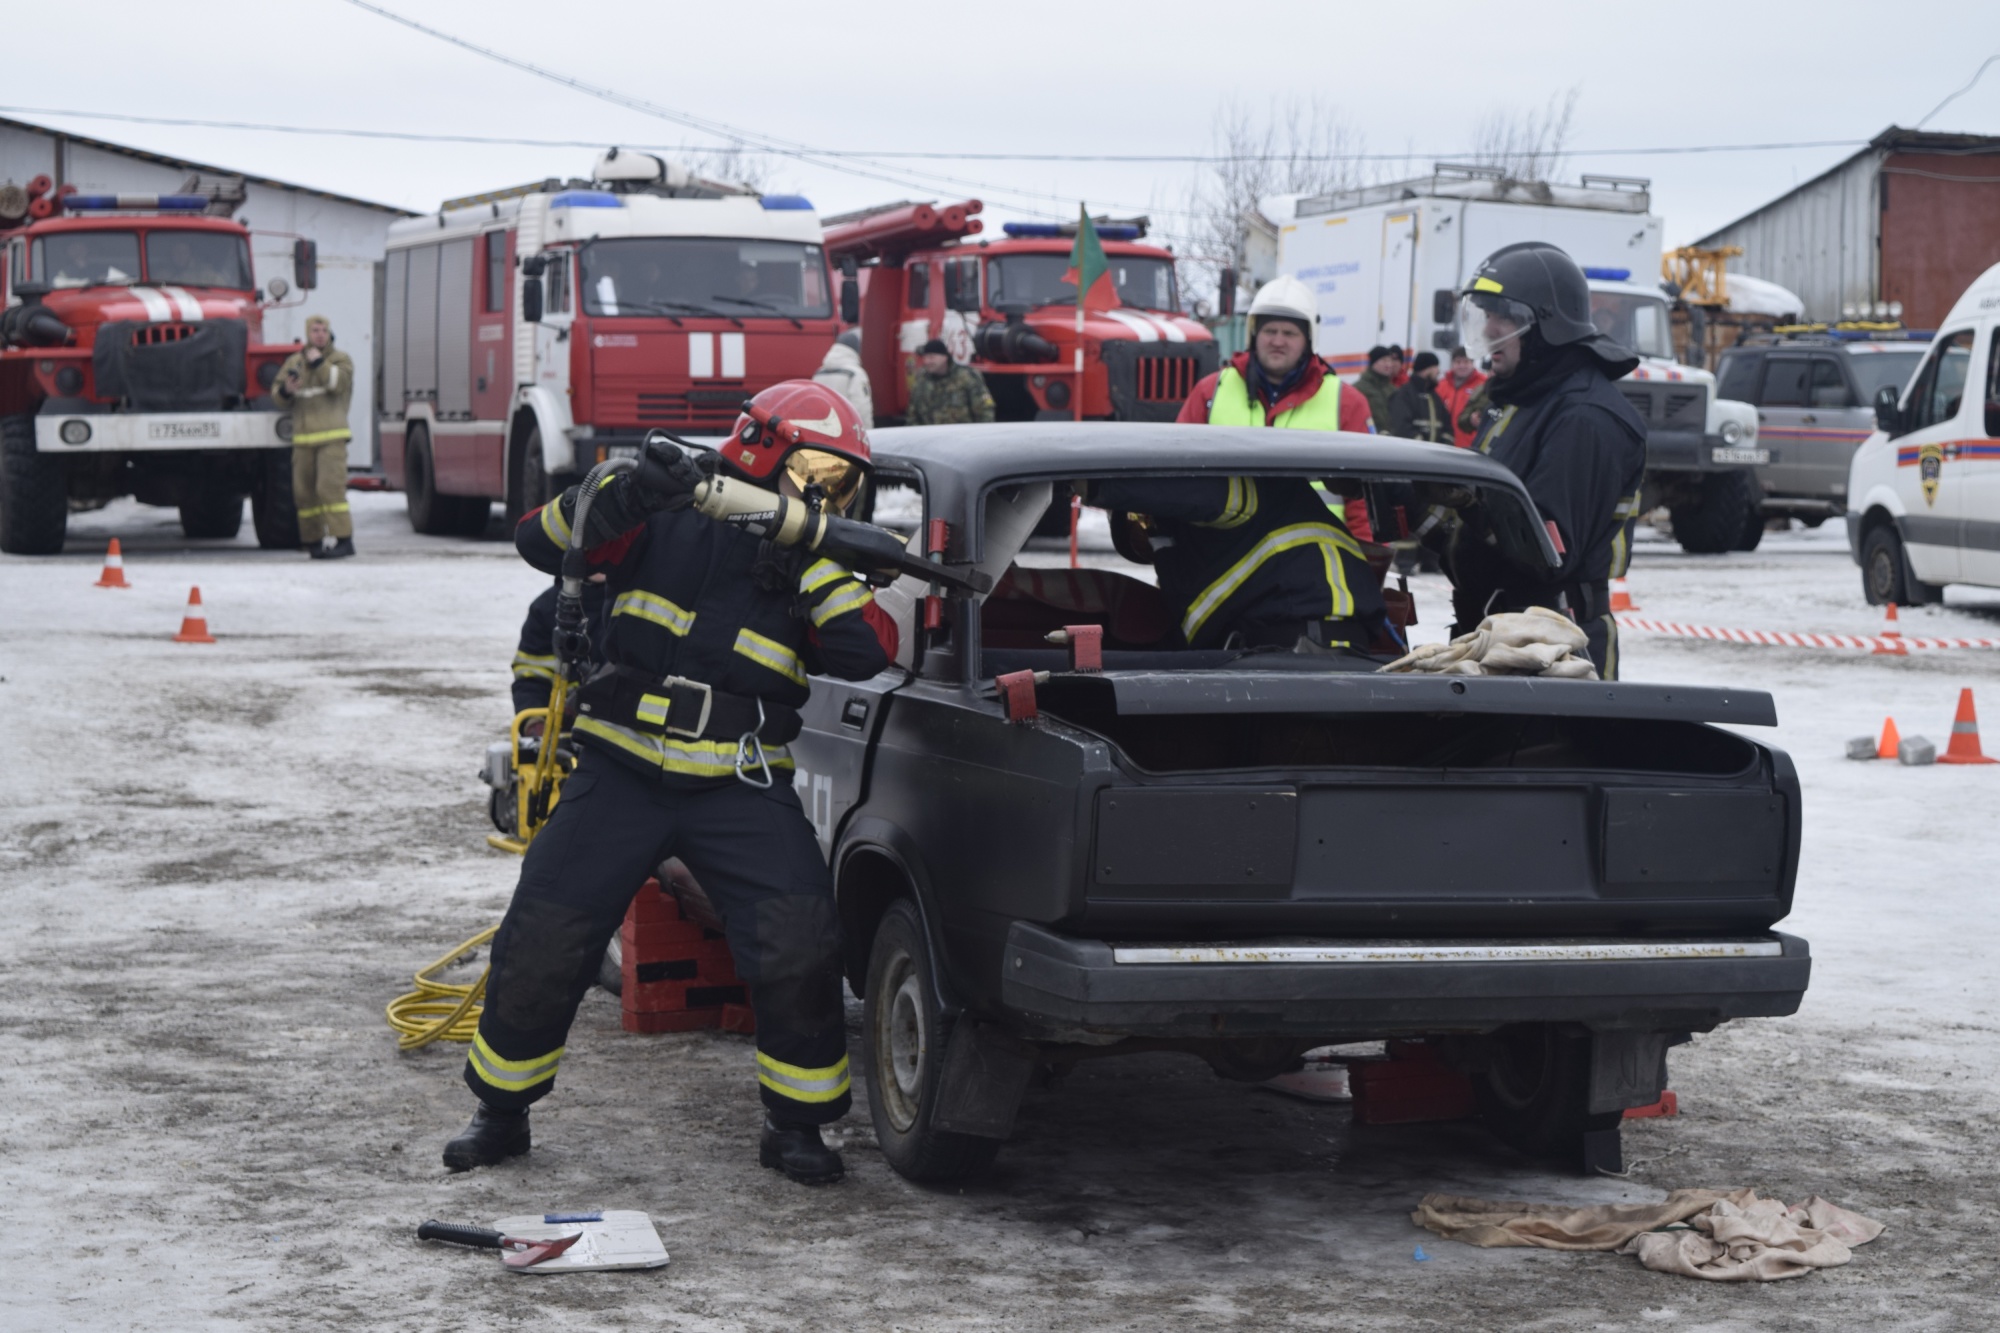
[
  {"left": 1451, "top": 243, "right": 1646, "bottom": 678},
  {"left": 443, "top": 381, "right": 896, "bottom": 1185}
]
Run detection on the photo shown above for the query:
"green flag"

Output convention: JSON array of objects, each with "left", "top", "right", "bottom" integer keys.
[{"left": 1062, "top": 206, "right": 1113, "bottom": 309}]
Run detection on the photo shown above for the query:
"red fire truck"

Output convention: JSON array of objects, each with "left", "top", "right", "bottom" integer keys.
[
  {"left": 824, "top": 201, "right": 1216, "bottom": 423},
  {"left": 0, "top": 176, "right": 309, "bottom": 555},
  {"left": 378, "top": 150, "right": 851, "bottom": 535}
]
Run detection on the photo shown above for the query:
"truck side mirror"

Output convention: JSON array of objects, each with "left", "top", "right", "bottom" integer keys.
[
  {"left": 292, "top": 238, "right": 318, "bottom": 291},
  {"left": 1218, "top": 268, "right": 1237, "bottom": 318},
  {"left": 1432, "top": 289, "right": 1455, "bottom": 324},
  {"left": 1874, "top": 384, "right": 1902, "bottom": 435},
  {"left": 521, "top": 275, "right": 543, "bottom": 324},
  {"left": 839, "top": 255, "right": 860, "bottom": 325}
]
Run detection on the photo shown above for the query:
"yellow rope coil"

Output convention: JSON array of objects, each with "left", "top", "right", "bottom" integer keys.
[{"left": 385, "top": 925, "right": 498, "bottom": 1051}]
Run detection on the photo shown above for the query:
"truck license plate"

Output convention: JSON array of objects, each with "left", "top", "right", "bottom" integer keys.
[
  {"left": 1711, "top": 447, "right": 1769, "bottom": 465},
  {"left": 149, "top": 420, "right": 223, "bottom": 441}
]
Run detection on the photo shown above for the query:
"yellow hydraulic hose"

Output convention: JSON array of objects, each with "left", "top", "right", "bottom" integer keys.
[{"left": 385, "top": 925, "right": 498, "bottom": 1051}]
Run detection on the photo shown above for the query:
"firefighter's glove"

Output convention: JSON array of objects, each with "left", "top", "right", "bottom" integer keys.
[{"left": 635, "top": 439, "right": 706, "bottom": 512}]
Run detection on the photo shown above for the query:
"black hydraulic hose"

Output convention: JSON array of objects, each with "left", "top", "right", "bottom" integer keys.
[{"left": 554, "top": 457, "right": 636, "bottom": 679}]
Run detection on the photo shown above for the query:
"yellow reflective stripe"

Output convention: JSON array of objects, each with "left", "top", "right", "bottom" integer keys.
[
  {"left": 467, "top": 1033, "right": 563, "bottom": 1093},
  {"left": 1196, "top": 476, "right": 1260, "bottom": 530},
  {"left": 799, "top": 558, "right": 847, "bottom": 594},
  {"left": 539, "top": 497, "right": 573, "bottom": 545},
  {"left": 610, "top": 589, "right": 695, "bottom": 636},
  {"left": 512, "top": 651, "right": 557, "bottom": 680},
  {"left": 809, "top": 581, "right": 873, "bottom": 627},
  {"left": 296, "top": 502, "right": 352, "bottom": 519},
  {"left": 1476, "top": 404, "right": 1517, "bottom": 455},
  {"left": 292, "top": 428, "right": 352, "bottom": 444},
  {"left": 734, "top": 628, "right": 807, "bottom": 686},
  {"left": 1181, "top": 522, "right": 1362, "bottom": 643},
  {"left": 756, "top": 1051, "right": 851, "bottom": 1104},
  {"left": 575, "top": 717, "right": 794, "bottom": 776},
  {"left": 1472, "top": 276, "right": 1504, "bottom": 294}
]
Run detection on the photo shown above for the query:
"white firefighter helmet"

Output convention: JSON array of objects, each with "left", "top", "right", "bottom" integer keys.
[{"left": 1247, "top": 275, "right": 1318, "bottom": 333}]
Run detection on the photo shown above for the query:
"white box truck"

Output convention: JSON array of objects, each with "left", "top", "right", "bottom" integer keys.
[{"left": 1271, "top": 165, "right": 1764, "bottom": 552}]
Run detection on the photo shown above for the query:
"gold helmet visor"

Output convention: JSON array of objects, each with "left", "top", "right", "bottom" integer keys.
[{"left": 785, "top": 448, "right": 865, "bottom": 510}]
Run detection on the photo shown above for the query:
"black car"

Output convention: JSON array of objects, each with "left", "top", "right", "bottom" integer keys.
[{"left": 789, "top": 422, "right": 1810, "bottom": 1182}]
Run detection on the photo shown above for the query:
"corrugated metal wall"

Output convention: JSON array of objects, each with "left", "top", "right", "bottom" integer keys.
[{"left": 1699, "top": 152, "right": 1883, "bottom": 323}]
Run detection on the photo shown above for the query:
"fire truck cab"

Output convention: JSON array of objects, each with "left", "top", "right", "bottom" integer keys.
[
  {"left": 0, "top": 178, "right": 304, "bottom": 555},
  {"left": 378, "top": 150, "right": 844, "bottom": 536},
  {"left": 825, "top": 202, "right": 1216, "bottom": 424}
]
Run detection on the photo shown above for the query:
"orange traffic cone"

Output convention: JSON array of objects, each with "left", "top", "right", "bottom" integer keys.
[
  {"left": 93, "top": 538, "right": 131, "bottom": 588},
  {"left": 1938, "top": 688, "right": 1998, "bottom": 765},
  {"left": 1609, "top": 577, "right": 1638, "bottom": 612},
  {"left": 1871, "top": 603, "right": 1907, "bottom": 656},
  {"left": 1876, "top": 716, "right": 1901, "bottom": 761},
  {"left": 172, "top": 586, "right": 216, "bottom": 644}
]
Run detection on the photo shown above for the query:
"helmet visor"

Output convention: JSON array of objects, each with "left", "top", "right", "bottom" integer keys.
[
  {"left": 785, "top": 448, "right": 865, "bottom": 511},
  {"left": 1457, "top": 292, "right": 1536, "bottom": 365}
]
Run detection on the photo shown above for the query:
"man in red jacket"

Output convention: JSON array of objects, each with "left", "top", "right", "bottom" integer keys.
[{"left": 1434, "top": 344, "right": 1489, "bottom": 449}]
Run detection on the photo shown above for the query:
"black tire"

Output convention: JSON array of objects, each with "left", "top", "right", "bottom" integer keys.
[
  {"left": 862, "top": 899, "right": 1002, "bottom": 1183},
  {"left": 451, "top": 492, "right": 493, "bottom": 538},
  {"left": 1669, "top": 469, "right": 1759, "bottom": 554},
  {"left": 1732, "top": 501, "right": 1766, "bottom": 552},
  {"left": 250, "top": 447, "right": 300, "bottom": 549},
  {"left": 405, "top": 425, "right": 484, "bottom": 537},
  {"left": 1473, "top": 1024, "right": 1622, "bottom": 1166},
  {"left": 505, "top": 424, "right": 553, "bottom": 527},
  {"left": 1860, "top": 523, "right": 1941, "bottom": 606},
  {"left": 0, "top": 412, "right": 69, "bottom": 555},
  {"left": 179, "top": 487, "right": 244, "bottom": 541}
]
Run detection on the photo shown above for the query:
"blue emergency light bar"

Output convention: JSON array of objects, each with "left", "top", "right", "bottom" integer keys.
[
  {"left": 1002, "top": 221, "right": 1143, "bottom": 241},
  {"left": 1581, "top": 266, "right": 1632, "bottom": 281},
  {"left": 61, "top": 194, "right": 209, "bottom": 212},
  {"left": 548, "top": 190, "right": 621, "bottom": 209},
  {"left": 1003, "top": 222, "right": 1062, "bottom": 238},
  {"left": 759, "top": 195, "right": 814, "bottom": 211}
]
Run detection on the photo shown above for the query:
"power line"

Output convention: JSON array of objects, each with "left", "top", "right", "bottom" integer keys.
[{"left": 1917, "top": 54, "right": 2000, "bottom": 128}]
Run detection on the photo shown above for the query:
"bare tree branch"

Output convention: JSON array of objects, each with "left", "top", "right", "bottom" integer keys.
[{"left": 1468, "top": 88, "right": 1580, "bottom": 182}]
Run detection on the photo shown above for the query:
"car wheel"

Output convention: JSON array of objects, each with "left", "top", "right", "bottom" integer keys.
[
  {"left": 1859, "top": 523, "right": 1940, "bottom": 606},
  {"left": 250, "top": 447, "right": 300, "bottom": 549},
  {"left": 1472, "top": 1023, "right": 1621, "bottom": 1166},
  {"left": 863, "top": 898, "right": 1002, "bottom": 1183},
  {"left": 179, "top": 487, "right": 244, "bottom": 541},
  {"left": 0, "top": 412, "right": 69, "bottom": 555},
  {"left": 1669, "top": 470, "right": 1758, "bottom": 554}
]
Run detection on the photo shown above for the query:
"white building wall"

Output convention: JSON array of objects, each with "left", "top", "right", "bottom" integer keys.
[
  {"left": 0, "top": 124, "right": 402, "bottom": 468},
  {"left": 1697, "top": 151, "right": 1883, "bottom": 323}
]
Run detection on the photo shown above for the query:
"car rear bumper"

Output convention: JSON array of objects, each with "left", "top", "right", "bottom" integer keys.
[{"left": 1000, "top": 921, "right": 1810, "bottom": 1037}]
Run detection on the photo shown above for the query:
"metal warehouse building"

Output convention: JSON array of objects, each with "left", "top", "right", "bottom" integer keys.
[
  {"left": 0, "top": 116, "right": 409, "bottom": 468},
  {"left": 1696, "top": 126, "right": 2000, "bottom": 329}
]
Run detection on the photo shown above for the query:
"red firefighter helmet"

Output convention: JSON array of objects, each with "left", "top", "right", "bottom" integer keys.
[{"left": 726, "top": 379, "right": 871, "bottom": 510}]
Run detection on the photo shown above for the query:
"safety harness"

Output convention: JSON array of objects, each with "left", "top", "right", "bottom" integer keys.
[{"left": 576, "top": 664, "right": 801, "bottom": 788}]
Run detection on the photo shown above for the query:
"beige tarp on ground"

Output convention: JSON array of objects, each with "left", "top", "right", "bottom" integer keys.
[{"left": 1412, "top": 1188, "right": 1885, "bottom": 1282}]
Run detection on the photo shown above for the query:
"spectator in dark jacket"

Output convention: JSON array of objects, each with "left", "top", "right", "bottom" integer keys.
[
  {"left": 1353, "top": 345, "right": 1400, "bottom": 428},
  {"left": 1386, "top": 352, "right": 1448, "bottom": 443}
]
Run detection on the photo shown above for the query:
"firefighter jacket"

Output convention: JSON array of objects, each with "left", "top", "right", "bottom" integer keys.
[
  {"left": 516, "top": 477, "right": 896, "bottom": 786},
  {"left": 1386, "top": 377, "right": 1449, "bottom": 444},
  {"left": 904, "top": 363, "right": 995, "bottom": 425},
  {"left": 272, "top": 345, "right": 355, "bottom": 445},
  {"left": 1435, "top": 370, "right": 1488, "bottom": 449},
  {"left": 1459, "top": 350, "right": 1646, "bottom": 617},
  {"left": 511, "top": 580, "right": 609, "bottom": 715}
]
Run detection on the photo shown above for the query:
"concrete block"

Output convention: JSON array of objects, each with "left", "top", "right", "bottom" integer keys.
[
  {"left": 1845, "top": 736, "right": 1878, "bottom": 760},
  {"left": 1898, "top": 735, "right": 1937, "bottom": 765}
]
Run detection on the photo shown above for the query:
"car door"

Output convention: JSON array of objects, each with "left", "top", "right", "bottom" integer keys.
[
  {"left": 792, "top": 665, "right": 913, "bottom": 861},
  {"left": 1753, "top": 353, "right": 1818, "bottom": 499},
  {"left": 1946, "top": 326, "right": 2000, "bottom": 587},
  {"left": 1890, "top": 328, "right": 1977, "bottom": 585},
  {"left": 1795, "top": 355, "right": 1869, "bottom": 503}
]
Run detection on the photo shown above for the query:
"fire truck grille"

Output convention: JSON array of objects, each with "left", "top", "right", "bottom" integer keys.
[
  {"left": 1662, "top": 388, "right": 1705, "bottom": 428},
  {"left": 132, "top": 323, "right": 199, "bottom": 346},
  {"left": 1135, "top": 355, "right": 1197, "bottom": 402},
  {"left": 623, "top": 388, "right": 745, "bottom": 428}
]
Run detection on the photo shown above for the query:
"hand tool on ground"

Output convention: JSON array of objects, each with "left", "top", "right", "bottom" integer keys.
[{"left": 416, "top": 1219, "right": 583, "bottom": 1269}]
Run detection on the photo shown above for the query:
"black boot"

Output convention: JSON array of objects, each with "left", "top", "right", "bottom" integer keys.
[
  {"left": 442, "top": 1103, "right": 530, "bottom": 1172},
  {"left": 328, "top": 536, "right": 356, "bottom": 559},
  {"left": 759, "top": 1114, "right": 844, "bottom": 1184}
]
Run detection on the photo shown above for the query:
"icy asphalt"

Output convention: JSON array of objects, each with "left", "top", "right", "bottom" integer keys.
[{"left": 1, "top": 495, "right": 1994, "bottom": 1330}]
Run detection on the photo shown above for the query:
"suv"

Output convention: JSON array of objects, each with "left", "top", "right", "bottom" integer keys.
[
  {"left": 790, "top": 422, "right": 1811, "bottom": 1184},
  {"left": 1717, "top": 333, "right": 1930, "bottom": 528}
]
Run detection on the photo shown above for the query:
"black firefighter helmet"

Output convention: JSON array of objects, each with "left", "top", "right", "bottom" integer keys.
[{"left": 1458, "top": 241, "right": 1637, "bottom": 375}]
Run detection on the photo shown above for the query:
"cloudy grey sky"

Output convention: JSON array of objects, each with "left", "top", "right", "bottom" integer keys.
[{"left": 12, "top": 0, "right": 2000, "bottom": 257}]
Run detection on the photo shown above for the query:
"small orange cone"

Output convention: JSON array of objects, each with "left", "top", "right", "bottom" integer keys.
[
  {"left": 1875, "top": 716, "right": 1901, "bottom": 760},
  {"left": 1871, "top": 603, "right": 1907, "bottom": 655},
  {"left": 172, "top": 586, "right": 216, "bottom": 644},
  {"left": 1938, "top": 688, "right": 1998, "bottom": 765},
  {"left": 1609, "top": 577, "right": 1638, "bottom": 612},
  {"left": 94, "top": 538, "right": 130, "bottom": 588}
]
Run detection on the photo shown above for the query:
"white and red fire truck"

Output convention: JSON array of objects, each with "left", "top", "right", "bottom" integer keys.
[
  {"left": 0, "top": 176, "right": 310, "bottom": 555},
  {"left": 378, "top": 150, "right": 848, "bottom": 535},
  {"left": 823, "top": 201, "right": 1216, "bottom": 423}
]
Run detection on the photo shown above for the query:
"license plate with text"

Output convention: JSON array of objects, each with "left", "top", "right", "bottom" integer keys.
[{"left": 148, "top": 420, "right": 223, "bottom": 441}]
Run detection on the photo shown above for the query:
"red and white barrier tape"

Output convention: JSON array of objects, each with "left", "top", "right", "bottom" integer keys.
[{"left": 1616, "top": 615, "right": 2000, "bottom": 651}]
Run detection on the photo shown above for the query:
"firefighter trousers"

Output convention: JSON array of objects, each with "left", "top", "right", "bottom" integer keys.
[
  {"left": 466, "top": 750, "right": 851, "bottom": 1124},
  {"left": 292, "top": 439, "right": 352, "bottom": 543}
]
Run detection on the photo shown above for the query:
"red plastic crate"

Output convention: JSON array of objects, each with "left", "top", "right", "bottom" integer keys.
[
  {"left": 619, "top": 873, "right": 752, "bottom": 1034},
  {"left": 719, "top": 1003, "right": 756, "bottom": 1034},
  {"left": 1623, "top": 1090, "right": 1679, "bottom": 1120},
  {"left": 1349, "top": 1041, "right": 1476, "bottom": 1126}
]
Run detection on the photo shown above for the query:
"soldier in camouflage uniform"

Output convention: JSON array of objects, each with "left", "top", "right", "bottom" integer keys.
[{"left": 904, "top": 338, "right": 994, "bottom": 425}]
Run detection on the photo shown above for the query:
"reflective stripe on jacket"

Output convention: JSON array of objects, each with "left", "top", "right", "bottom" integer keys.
[{"left": 273, "top": 346, "right": 354, "bottom": 444}]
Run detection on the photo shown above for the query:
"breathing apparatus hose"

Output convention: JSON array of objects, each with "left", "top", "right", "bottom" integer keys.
[{"left": 386, "top": 459, "right": 634, "bottom": 1052}]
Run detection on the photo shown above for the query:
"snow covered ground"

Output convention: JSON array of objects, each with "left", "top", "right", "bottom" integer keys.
[{"left": 1, "top": 497, "right": 1995, "bottom": 1329}]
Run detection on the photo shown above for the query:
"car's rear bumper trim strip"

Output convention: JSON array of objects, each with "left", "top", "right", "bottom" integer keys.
[{"left": 1111, "top": 940, "right": 1785, "bottom": 965}]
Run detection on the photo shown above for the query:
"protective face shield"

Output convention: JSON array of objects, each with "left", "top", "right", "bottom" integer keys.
[
  {"left": 784, "top": 447, "right": 865, "bottom": 512},
  {"left": 1456, "top": 292, "right": 1536, "bottom": 365}
]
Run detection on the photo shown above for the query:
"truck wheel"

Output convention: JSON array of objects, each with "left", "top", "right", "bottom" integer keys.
[
  {"left": 0, "top": 413, "right": 69, "bottom": 555},
  {"left": 505, "top": 425, "right": 552, "bottom": 527},
  {"left": 1860, "top": 524, "right": 1941, "bottom": 606},
  {"left": 1732, "top": 501, "right": 1766, "bottom": 552},
  {"left": 1669, "top": 470, "right": 1758, "bottom": 554},
  {"left": 863, "top": 899, "right": 1002, "bottom": 1183},
  {"left": 250, "top": 447, "right": 300, "bottom": 549},
  {"left": 405, "top": 425, "right": 484, "bottom": 536},
  {"left": 179, "top": 488, "right": 244, "bottom": 541},
  {"left": 1472, "top": 1023, "right": 1621, "bottom": 1166}
]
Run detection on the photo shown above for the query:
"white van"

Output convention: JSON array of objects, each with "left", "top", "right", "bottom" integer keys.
[{"left": 1846, "top": 260, "right": 2000, "bottom": 604}]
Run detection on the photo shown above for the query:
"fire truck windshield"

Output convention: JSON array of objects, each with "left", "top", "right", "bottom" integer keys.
[
  {"left": 145, "top": 231, "right": 253, "bottom": 288},
  {"left": 33, "top": 231, "right": 140, "bottom": 288},
  {"left": 1587, "top": 290, "right": 1674, "bottom": 361},
  {"left": 987, "top": 254, "right": 1178, "bottom": 312},
  {"left": 580, "top": 238, "right": 831, "bottom": 319}
]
